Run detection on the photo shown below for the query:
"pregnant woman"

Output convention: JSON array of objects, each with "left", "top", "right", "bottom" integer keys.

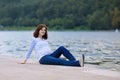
[{"left": 21, "top": 24, "right": 85, "bottom": 67}]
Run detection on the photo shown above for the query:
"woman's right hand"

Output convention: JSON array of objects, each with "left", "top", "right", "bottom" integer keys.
[{"left": 19, "top": 60, "right": 27, "bottom": 64}]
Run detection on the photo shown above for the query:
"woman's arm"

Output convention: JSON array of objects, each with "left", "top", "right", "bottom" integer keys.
[{"left": 20, "top": 38, "right": 36, "bottom": 64}]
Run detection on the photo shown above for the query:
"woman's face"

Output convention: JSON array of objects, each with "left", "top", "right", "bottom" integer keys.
[{"left": 39, "top": 27, "right": 46, "bottom": 37}]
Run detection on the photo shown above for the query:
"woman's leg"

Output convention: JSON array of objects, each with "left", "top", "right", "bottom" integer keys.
[
  {"left": 50, "top": 46, "right": 76, "bottom": 61},
  {"left": 39, "top": 55, "right": 80, "bottom": 67}
]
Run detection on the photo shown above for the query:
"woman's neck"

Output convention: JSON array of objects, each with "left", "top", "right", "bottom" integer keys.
[{"left": 38, "top": 34, "right": 42, "bottom": 39}]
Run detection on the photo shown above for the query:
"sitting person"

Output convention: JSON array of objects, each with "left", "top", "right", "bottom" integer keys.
[{"left": 21, "top": 24, "right": 85, "bottom": 67}]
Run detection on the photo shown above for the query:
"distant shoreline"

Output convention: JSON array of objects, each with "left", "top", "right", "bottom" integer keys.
[{"left": 0, "top": 26, "right": 118, "bottom": 31}]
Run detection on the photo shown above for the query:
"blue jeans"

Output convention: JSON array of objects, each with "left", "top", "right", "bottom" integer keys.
[{"left": 39, "top": 46, "right": 80, "bottom": 67}]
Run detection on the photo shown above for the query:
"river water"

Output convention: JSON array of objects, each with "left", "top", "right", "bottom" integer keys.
[{"left": 0, "top": 31, "right": 120, "bottom": 71}]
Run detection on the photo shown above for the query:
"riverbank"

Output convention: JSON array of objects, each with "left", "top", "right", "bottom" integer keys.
[
  {"left": 0, "top": 56, "right": 120, "bottom": 80},
  {"left": 0, "top": 31, "right": 120, "bottom": 73}
]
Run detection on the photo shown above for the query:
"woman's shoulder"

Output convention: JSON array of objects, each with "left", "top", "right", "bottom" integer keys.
[
  {"left": 31, "top": 37, "right": 38, "bottom": 42},
  {"left": 32, "top": 37, "right": 48, "bottom": 42}
]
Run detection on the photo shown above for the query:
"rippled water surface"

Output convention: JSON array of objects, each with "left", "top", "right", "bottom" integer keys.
[{"left": 0, "top": 31, "right": 120, "bottom": 71}]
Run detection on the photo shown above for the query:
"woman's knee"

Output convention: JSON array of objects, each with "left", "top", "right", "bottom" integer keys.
[{"left": 59, "top": 46, "right": 65, "bottom": 50}]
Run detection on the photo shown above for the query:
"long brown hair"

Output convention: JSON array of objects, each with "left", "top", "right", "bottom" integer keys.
[{"left": 33, "top": 24, "right": 48, "bottom": 39}]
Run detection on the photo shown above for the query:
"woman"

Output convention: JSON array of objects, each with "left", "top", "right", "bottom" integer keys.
[{"left": 21, "top": 24, "right": 85, "bottom": 67}]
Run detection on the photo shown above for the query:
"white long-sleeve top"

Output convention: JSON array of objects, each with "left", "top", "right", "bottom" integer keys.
[{"left": 25, "top": 38, "right": 52, "bottom": 60}]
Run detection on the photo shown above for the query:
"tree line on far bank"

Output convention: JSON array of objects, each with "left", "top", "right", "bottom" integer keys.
[{"left": 0, "top": 0, "right": 120, "bottom": 30}]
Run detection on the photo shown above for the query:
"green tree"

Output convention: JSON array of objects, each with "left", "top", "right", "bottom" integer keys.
[{"left": 112, "top": 7, "right": 120, "bottom": 29}]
